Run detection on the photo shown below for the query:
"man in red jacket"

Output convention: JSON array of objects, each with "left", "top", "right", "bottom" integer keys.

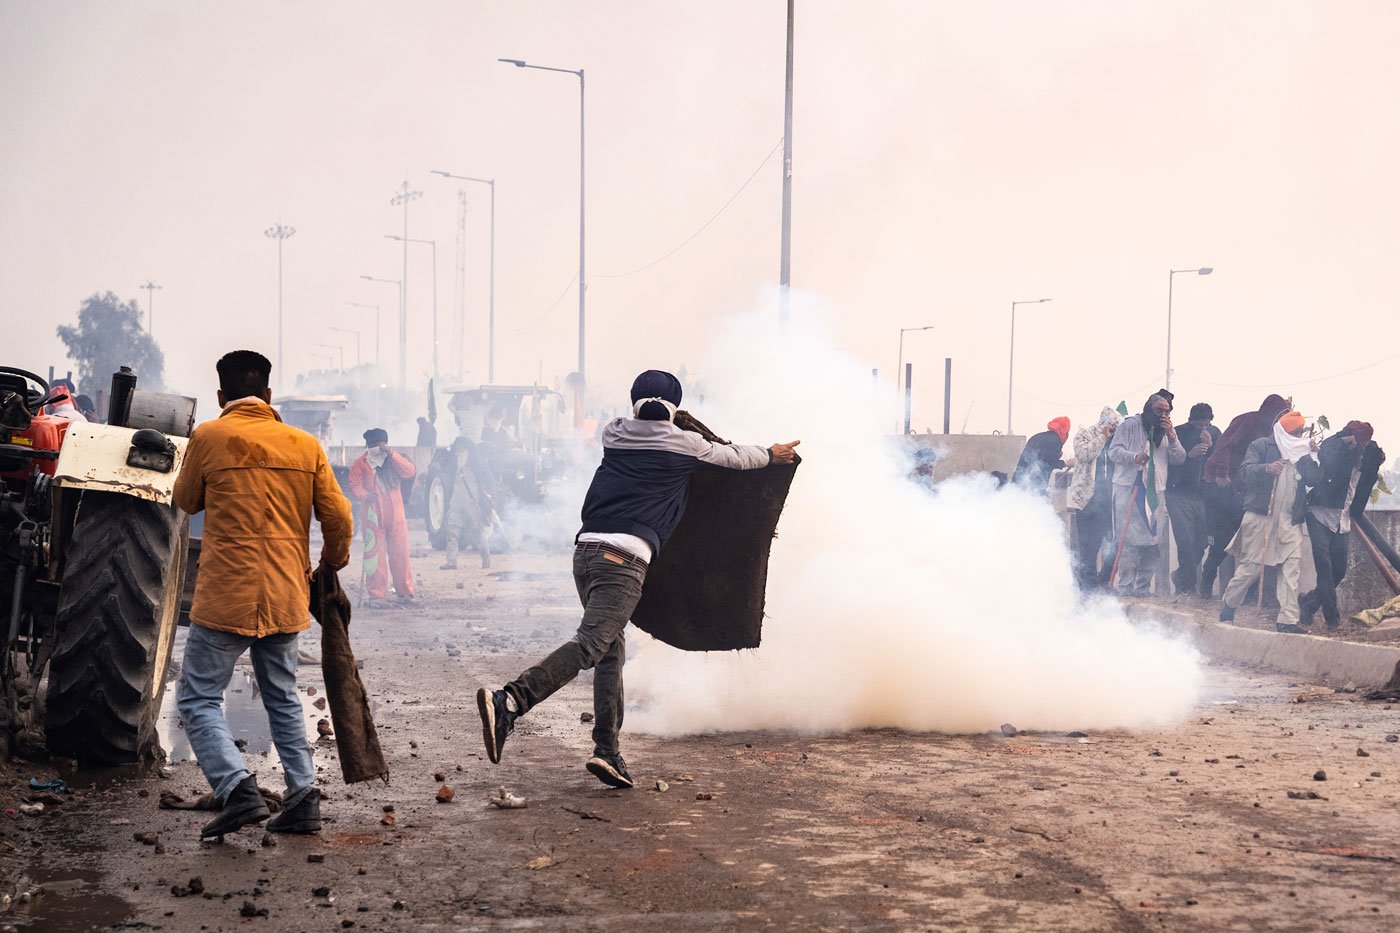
[{"left": 348, "top": 428, "right": 417, "bottom": 606}]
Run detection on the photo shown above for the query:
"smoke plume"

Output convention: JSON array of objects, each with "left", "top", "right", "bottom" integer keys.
[{"left": 626, "top": 299, "right": 1202, "bottom": 735}]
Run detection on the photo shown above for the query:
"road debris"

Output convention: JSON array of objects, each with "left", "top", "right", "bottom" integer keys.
[
  {"left": 317, "top": 718, "right": 334, "bottom": 737},
  {"left": 695, "top": 792, "right": 714, "bottom": 801},
  {"left": 655, "top": 779, "right": 669, "bottom": 792},
  {"left": 436, "top": 784, "right": 455, "bottom": 803},
  {"left": 562, "top": 806, "right": 610, "bottom": 822},
  {"left": 488, "top": 787, "right": 527, "bottom": 809},
  {"left": 1287, "top": 791, "right": 1326, "bottom": 800},
  {"left": 580, "top": 712, "right": 594, "bottom": 723},
  {"left": 1000, "top": 723, "right": 1018, "bottom": 737},
  {"left": 1313, "top": 770, "right": 1327, "bottom": 781}
]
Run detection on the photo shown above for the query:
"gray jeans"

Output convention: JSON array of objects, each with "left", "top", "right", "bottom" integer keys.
[{"left": 505, "top": 547, "right": 646, "bottom": 757}]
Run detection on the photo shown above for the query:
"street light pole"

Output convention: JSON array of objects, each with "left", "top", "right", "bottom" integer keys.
[
  {"left": 499, "top": 58, "right": 586, "bottom": 383},
  {"left": 432, "top": 170, "right": 496, "bottom": 382},
  {"left": 329, "top": 326, "right": 361, "bottom": 367},
  {"left": 896, "top": 325, "right": 934, "bottom": 434},
  {"left": 317, "top": 343, "right": 345, "bottom": 372},
  {"left": 389, "top": 181, "right": 422, "bottom": 393},
  {"left": 1165, "top": 267, "right": 1213, "bottom": 391},
  {"left": 779, "top": 0, "right": 794, "bottom": 329},
  {"left": 1007, "top": 298, "right": 1051, "bottom": 435},
  {"left": 348, "top": 302, "right": 380, "bottom": 369},
  {"left": 386, "top": 235, "right": 437, "bottom": 382},
  {"left": 139, "top": 280, "right": 161, "bottom": 336},
  {"left": 360, "top": 276, "right": 402, "bottom": 384},
  {"left": 264, "top": 223, "right": 296, "bottom": 393}
]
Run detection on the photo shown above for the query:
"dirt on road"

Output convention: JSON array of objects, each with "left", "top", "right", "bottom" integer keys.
[{"left": 4, "top": 536, "right": 1400, "bottom": 931}]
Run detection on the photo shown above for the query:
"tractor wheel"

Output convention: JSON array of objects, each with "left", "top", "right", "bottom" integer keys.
[
  {"left": 425, "top": 467, "right": 450, "bottom": 551},
  {"left": 45, "top": 492, "right": 188, "bottom": 764}
]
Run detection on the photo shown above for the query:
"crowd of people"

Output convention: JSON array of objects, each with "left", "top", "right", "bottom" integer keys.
[{"left": 1011, "top": 391, "right": 1384, "bottom": 633}]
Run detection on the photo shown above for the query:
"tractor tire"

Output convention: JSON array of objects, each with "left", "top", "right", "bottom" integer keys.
[
  {"left": 425, "top": 467, "right": 450, "bottom": 551},
  {"left": 45, "top": 492, "right": 188, "bottom": 764}
]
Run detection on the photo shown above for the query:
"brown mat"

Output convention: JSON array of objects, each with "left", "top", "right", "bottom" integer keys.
[
  {"left": 629, "top": 412, "right": 799, "bottom": 652},
  {"left": 310, "top": 565, "right": 390, "bottom": 784}
]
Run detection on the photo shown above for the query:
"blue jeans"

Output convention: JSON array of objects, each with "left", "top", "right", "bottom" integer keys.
[{"left": 176, "top": 624, "right": 314, "bottom": 803}]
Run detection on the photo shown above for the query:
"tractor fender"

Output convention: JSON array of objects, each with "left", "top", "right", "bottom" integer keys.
[{"left": 52, "top": 422, "right": 189, "bottom": 506}]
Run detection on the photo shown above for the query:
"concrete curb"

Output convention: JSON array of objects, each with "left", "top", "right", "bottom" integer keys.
[{"left": 1126, "top": 601, "right": 1400, "bottom": 689}]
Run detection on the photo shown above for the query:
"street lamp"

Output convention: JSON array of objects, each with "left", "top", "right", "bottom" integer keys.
[
  {"left": 139, "top": 280, "right": 161, "bottom": 336},
  {"left": 897, "top": 325, "right": 935, "bottom": 435},
  {"left": 360, "top": 276, "right": 402, "bottom": 382},
  {"left": 329, "top": 326, "right": 361, "bottom": 367},
  {"left": 265, "top": 223, "right": 296, "bottom": 393},
  {"left": 432, "top": 169, "right": 496, "bottom": 383},
  {"left": 499, "top": 57, "right": 586, "bottom": 383},
  {"left": 386, "top": 235, "right": 437, "bottom": 382},
  {"left": 1007, "top": 298, "right": 1052, "bottom": 435},
  {"left": 317, "top": 343, "right": 344, "bottom": 372},
  {"left": 389, "top": 181, "right": 422, "bottom": 393},
  {"left": 1166, "top": 267, "right": 1213, "bottom": 391},
  {"left": 347, "top": 302, "right": 380, "bottom": 369}
]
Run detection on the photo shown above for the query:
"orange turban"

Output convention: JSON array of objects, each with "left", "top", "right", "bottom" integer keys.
[
  {"left": 1048, "top": 416, "right": 1071, "bottom": 442},
  {"left": 1279, "top": 411, "right": 1306, "bottom": 434}
]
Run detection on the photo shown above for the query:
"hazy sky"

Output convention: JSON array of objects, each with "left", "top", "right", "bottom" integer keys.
[{"left": 4, "top": 1, "right": 1397, "bottom": 448}]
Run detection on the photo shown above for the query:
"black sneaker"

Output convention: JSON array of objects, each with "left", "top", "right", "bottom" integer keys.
[
  {"left": 267, "top": 786, "right": 321, "bottom": 835},
  {"left": 1299, "top": 591, "right": 1319, "bottom": 627},
  {"left": 200, "top": 775, "right": 271, "bottom": 840},
  {"left": 1218, "top": 601, "right": 1236, "bottom": 622},
  {"left": 585, "top": 753, "right": 634, "bottom": 789},
  {"left": 476, "top": 687, "right": 516, "bottom": 764}
]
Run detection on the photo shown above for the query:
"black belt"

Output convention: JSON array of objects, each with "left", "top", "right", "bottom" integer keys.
[{"left": 576, "top": 541, "right": 649, "bottom": 569}]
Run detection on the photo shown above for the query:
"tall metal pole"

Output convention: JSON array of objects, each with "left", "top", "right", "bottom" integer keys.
[
  {"left": 578, "top": 69, "right": 586, "bottom": 381},
  {"left": 488, "top": 179, "right": 496, "bottom": 382},
  {"left": 1006, "top": 300, "right": 1016, "bottom": 435},
  {"left": 1166, "top": 270, "right": 1174, "bottom": 392},
  {"left": 264, "top": 223, "right": 296, "bottom": 394},
  {"left": 779, "top": 0, "right": 794, "bottom": 328},
  {"left": 349, "top": 303, "right": 380, "bottom": 369},
  {"left": 390, "top": 181, "right": 422, "bottom": 392},
  {"left": 330, "top": 326, "right": 361, "bottom": 366},
  {"left": 430, "top": 239, "right": 438, "bottom": 383},
  {"left": 139, "top": 280, "right": 161, "bottom": 336}
]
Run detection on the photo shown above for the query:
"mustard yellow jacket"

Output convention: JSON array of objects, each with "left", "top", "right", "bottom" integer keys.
[{"left": 173, "top": 398, "right": 353, "bottom": 637}]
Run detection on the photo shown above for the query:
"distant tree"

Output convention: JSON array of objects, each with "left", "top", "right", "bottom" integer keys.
[{"left": 55, "top": 291, "right": 165, "bottom": 394}]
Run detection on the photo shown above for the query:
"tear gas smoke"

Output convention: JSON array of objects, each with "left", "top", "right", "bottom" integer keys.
[{"left": 626, "top": 300, "right": 1203, "bottom": 735}]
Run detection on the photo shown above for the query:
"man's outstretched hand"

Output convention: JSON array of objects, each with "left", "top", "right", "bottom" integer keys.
[{"left": 769, "top": 440, "right": 801, "bottom": 464}]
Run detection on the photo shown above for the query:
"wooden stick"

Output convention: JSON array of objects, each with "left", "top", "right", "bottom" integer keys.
[
  {"left": 1354, "top": 520, "right": 1400, "bottom": 596},
  {"left": 1109, "top": 479, "right": 1141, "bottom": 590}
]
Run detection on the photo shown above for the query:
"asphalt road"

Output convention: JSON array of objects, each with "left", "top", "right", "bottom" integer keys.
[{"left": 5, "top": 539, "right": 1400, "bottom": 931}]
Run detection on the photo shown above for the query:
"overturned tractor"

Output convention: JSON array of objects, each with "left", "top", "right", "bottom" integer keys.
[{"left": 0, "top": 365, "right": 194, "bottom": 763}]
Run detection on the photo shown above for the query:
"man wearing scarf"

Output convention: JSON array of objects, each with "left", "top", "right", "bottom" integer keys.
[
  {"left": 1200, "top": 394, "right": 1290, "bottom": 596},
  {"left": 1012, "top": 416, "right": 1071, "bottom": 489},
  {"left": 1219, "top": 411, "right": 1315, "bottom": 628},
  {"left": 347, "top": 428, "right": 418, "bottom": 607},
  {"left": 1298, "top": 421, "right": 1383, "bottom": 629},
  {"left": 1166, "top": 402, "right": 1221, "bottom": 595},
  {"left": 474, "top": 371, "right": 799, "bottom": 790},
  {"left": 1107, "top": 391, "right": 1187, "bottom": 596}
]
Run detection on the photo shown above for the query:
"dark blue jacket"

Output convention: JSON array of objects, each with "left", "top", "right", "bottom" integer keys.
[{"left": 578, "top": 418, "right": 771, "bottom": 555}]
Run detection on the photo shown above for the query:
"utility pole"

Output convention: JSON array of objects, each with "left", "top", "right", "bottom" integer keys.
[
  {"left": 433, "top": 170, "right": 498, "bottom": 382},
  {"left": 139, "top": 280, "right": 162, "bottom": 336},
  {"left": 264, "top": 223, "right": 296, "bottom": 393},
  {"left": 453, "top": 189, "right": 467, "bottom": 378},
  {"left": 779, "top": 0, "right": 794, "bottom": 329},
  {"left": 390, "top": 180, "right": 422, "bottom": 392}
]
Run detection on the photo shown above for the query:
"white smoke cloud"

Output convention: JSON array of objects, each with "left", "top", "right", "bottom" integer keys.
[{"left": 626, "top": 295, "right": 1202, "bottom": 734}]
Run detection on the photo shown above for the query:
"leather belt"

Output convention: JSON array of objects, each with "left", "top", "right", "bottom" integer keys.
[{"left": 576, "top": 541, "right": 649, "bottom": 569}]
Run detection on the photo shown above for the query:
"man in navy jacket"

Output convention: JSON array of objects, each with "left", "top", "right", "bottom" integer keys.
[{"left": 476, "top": 370, "right": 799, "bottom": 788}]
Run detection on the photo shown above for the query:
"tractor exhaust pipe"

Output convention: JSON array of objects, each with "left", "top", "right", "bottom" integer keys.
[{"left": 108, "top": 367, "right": 138, "bottom": 428}]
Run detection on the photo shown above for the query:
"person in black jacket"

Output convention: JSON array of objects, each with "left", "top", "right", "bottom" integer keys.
[
  {"left": 1012, "top": 416, "right": 1071, "bottom": 489},
  {"left": 474, "top": 371, "right": 799, "bottom": 789},
  {"left": 1167, "top": 403, "right": 1221, "bottom": 595},
  {"left": 1299, "top": 422, "right": 1382, "bottom": 629}
]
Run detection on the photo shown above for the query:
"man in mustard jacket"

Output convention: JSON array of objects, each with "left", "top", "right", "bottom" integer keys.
[{"left": 173, "top": 350, "right": 353, "bottom": 839}]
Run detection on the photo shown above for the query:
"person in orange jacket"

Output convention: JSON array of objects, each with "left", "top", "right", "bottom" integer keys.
[{"left": 348, "top": 428, "right": 417, "bottom": 606}]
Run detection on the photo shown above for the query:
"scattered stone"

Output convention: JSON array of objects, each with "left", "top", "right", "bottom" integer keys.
[
  {"left": 655, "top": 779, "right": 669, "bottom": 793},
  {"left": 307, "top": 686, "right": 317, "bottom": 696},
  {"left": 312, "top": 886, "right": 331, "bottom": 897},
  {"left": 137, "top": 789, "right": 150, "bottom": 799},
  {"left": 357, "top": 868, "right": 368, "bottom": 876},
  {"left": 456, "top": 582, "right": 464, "bottom": 590},
  {"left": 392, "top": 900, "right": 405, "bottom": 910},
  {"left": 970, "top": 836, "right": 986, "bottom": 843},
  {"left": 435, "top": 785, "right": 455, "bottom": 804},
  {"left": 1386, "top": 734, "right": 1399, "bottom": 743},
  {"left": 525, "top": 854, "right": 556, "bottom": 870},
  {"left": 1067, "top": 731, "right": 1087, "bottom": 738},
  {"left": 1287, "top": 790, "right": 1325, "bottom": 800},
  {"left": 317, "top": 719, "right": 334, "bottom": 738},
  {"left": 580, "top": 712, "right": 595, "bottom": 723},
  {"left": 1168, "top": 770, "right": 1180, "bottom": 777},
  {"left": 341, "top": 921, "right": 355, "bottom": 929},
  {"left": 239, "top": 900, "right": 268, "bottom": 918},
  {"left": 380, "top": 814, "right": 396, "bottom": 827},
  {"left": 153, "top": 844, "right": 165, "bottom": 854},
  {"left": 1371, "top": 772, "right": 1382, "bottom": 778},
  {"left": 695, "top": 792, "right": 714, "bottom": 801},
  {"left": 233, "top": 738, "right": 248, "bottom": 751},
  {"left": 307, "top": 853, "right": 325, "bottom": 863},
  {"left": 189, "top": 877, "right": 204, "bottom": 895},
  {"left": 1149, "top": 749, "right": 1162, "bottom": 757},
  {"left": 409, "top": 740, "right": 419, "bottom": 749},
  {"left": 488, "top": 787, "right": 527, "bottom": 809},
  {"left": 159, "top": 766, "right": 174, "bottom": 779},
  {"left": 17, "top": 804, "right": 43, "bottom": 816},
  {"left": 312, "top": 697, "right": 327, "bottom": 711},
  {"left": 1314, "top": 770, "right": 1327, "bottom": 781},
  {"left": 260, "top": 834, "right": 276, "bottom": 848},
  {"left": 1000, "top": 724, "right": 1018, "bottom": 737},
  {"left": 382, "top": 804, "right": 395, "bottom": 813},
  {"left": 133, "top": 832, "right": 159, "bottom": 845},
  {"left": 1340, "top": 682, "right": 1357, "bottom": 693},
  {"left": 1358, "top": 748, "right": 1371, "bottom": 758},
  {"left": 433, "top": 771, "right": 446, "bottom": 782},
  {"left": 446, "top": 648, "right": 462, "bottom": 657}
]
